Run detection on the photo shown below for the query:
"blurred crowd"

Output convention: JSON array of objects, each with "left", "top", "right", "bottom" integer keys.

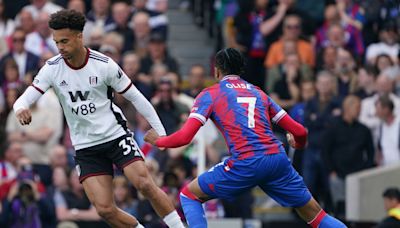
[{"left": 0, "top": 0, "right": 399, "bottom": 227}]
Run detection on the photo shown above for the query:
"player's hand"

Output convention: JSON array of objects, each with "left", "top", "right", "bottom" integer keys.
[
  {"left": 144, "top": 129, "right": 159, "bottom": 146},
  {"left": 16, "top": 108, "right": 32, "bottom": 125},
  {"left": 286, "top": 133, "right": 301, "bottom": 149}
]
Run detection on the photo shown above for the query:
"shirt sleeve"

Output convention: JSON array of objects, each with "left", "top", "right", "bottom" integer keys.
[
  {"left": 106, "top": 58, "right": 133, "bottom": 93},
  {"left": 188, "top": 90, "right": 213, "bottom": 125},
  {"left": 267, "top": 96, "right": 287, "bottom": 123},
  {"left": 31, "top": 63, "right": 53, "bottom": 94}
]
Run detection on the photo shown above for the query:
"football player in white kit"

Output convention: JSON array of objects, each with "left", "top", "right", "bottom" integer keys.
[{"left": 13, "top": 10, "right": 185, "bottom": 228}]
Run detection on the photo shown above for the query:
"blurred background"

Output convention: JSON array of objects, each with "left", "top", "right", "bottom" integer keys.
[{"left": 0, "top": 0, "right": 399, "bottom": 227}]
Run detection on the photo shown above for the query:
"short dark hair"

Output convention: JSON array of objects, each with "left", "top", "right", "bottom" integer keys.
[
  {"left": 215, "top": 48, "right": 245, "bottom": 76},
  {"left": 376, "top": 94, "right": 394, "bottom": 112},
  {"left": 49, "top": 10, "right": 86, "bottom": 32},
  {"left": 383, "top": 187, "right": 400, "bottom": 201}
]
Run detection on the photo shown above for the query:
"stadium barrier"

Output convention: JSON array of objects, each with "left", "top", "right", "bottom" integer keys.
[{"left": 346, "top": 164, "right": 400, "bottom": 222}]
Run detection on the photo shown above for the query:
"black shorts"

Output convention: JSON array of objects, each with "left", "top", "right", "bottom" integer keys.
[{"left": 74, "top": 133, "right": 144, "bottom": 182}]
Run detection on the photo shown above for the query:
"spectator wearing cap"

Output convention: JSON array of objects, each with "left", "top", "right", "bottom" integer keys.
[
  {"left": 377, "top": 187, "right": 400, "bottom": 228},
  {"left": 139, "top": 32, "right": 178, "bottom": 76},
  {"left": 366, "top": 22, "right": 399, "bottom": 65}
]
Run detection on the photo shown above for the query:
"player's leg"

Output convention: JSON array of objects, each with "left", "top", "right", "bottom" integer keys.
[
  {"left": 180, "top": 177, "right": 213, "bottom": 228},
  {"left": 75, "top": 141, "right": 143, "bottom": 227},
  {"left": 82, "top": 175, "right": 143, "bottom": 227},
  {"left": 295, "top": 197, "right": 346, "bottom": 228},
  {"left": 114, "top": 134, "right": 185, "bottom": 228},
  {"left": 123, "top": 160, "right": 185, "bottom": 228},
  {"left": 181, "top": 159, "right": 256, "bottom": 228},
  {"left": 257, "top": 152, "right": 346, "bottom": 228}
]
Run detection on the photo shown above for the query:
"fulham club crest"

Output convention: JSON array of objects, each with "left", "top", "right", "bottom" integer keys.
[{"left": 89, "top": 76, "right": 98, "bottom": 86}]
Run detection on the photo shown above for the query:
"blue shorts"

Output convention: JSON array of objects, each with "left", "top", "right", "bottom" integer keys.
[{"left": 198, "top": 152, "right": 311, "bottom": 207}]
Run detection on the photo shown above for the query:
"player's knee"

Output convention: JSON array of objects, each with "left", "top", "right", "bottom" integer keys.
[
  {"left": 136, "top": 177, "right": 155, "bottom": 196},
  {"left": 95, "top": 203, "right": 117, "bottom": 220}
]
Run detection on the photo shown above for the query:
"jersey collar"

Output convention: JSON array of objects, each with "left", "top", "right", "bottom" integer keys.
[
  {"left": 221, "top": 75, "right": 240, "bottom": 81},
  {"left": 64, "top": 47, "right": 90, "bottom": 70}
]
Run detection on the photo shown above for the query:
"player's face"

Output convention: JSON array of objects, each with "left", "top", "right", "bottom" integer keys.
[{"left": 53, "top": 28, "right": 83, "bottom": 60}]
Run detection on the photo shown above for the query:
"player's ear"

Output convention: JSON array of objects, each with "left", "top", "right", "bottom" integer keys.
[{"left": 76, "top": 32, "right": 83, "bottom": 40}]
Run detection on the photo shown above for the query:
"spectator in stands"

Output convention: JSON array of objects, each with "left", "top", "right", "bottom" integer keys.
[
  {"left": 22, "top": 0, "right": 63, "bottom": 19},
  {"left": 376, "top": 95, "right": 400, "bottom": 166},
  {"left": 303, "top": 71, "right": 341, "bottom": 208},
  {"left": 49, "top": 144, "right": 69, "bottom": 170},
  {"left": 359, "top": 74, "right": 400, "bottom": 147},
  {"left": 6, "top": 96, "right": 63, "bottom": 186},
  {"left": 1, "top": 58, "right": 23, "bottom": 95},
  {"left": 355, "top": 65, "right": 377, "bottom": 99},
  {"left": 315, "top": 4, "right": 341, "bottom": 51},
  {"left": 230, "top": 0, "right": 289, "bottom": 88},
  {"left": 183, "top": 64, "right": 207, "bottom": 98},
  {"left": 113, "top": 176, "right": 138, "bottom": 217},
  {"left": 366, "top": 21, "right": 399, "bottom": 65},
  {"left": 0, "top": 28, "right": 40, "bottom": 82},
  {"left": 334, "top": 48, "right": 358, "bottom": 97},
  {"left": 323, "top": 95, "right": 374, "bottom": 218},
  {"left": 16, "top": 9, "right": 35, "bottom": 35},
  {"left": 316, "top": 46, "right": 337, "bottom": 73},
  {"left": 86, "top": 26, "right": 104, "bottom": 51},
  {"left": 149, "top": 62, "right": 168, "bottom": 88},
  {"left": 106, "top": 1, "right": 134, "bottom": 53},
  {"left": 86, "top": 0, "right": 113, "bottom": 30},
  {"left": 268, "top": 53, "right": 308, "bottom": 110},
  {"left": 289, "top": 80, "right": 316, "bottom": 172},
  {"left": 131, "top": 11, "right": 151, "bottom": 57},
  {"left": 265, "top": 14, "right": 314, "bottom": 69},
  {"left": 139, "top": 32, "right": 178, "bottom": 75},
  {"left": 152, "top": 78, "right": 188, "bottom": 134},
  {"left": 67, "top": 0, "right": 86, "bottom": 14},
  {"left": 131, "top": 0, "right": 168, "bottom": 38},
  {"left": 53, "top": 169, "right": 103, "bottom": 227},
  {"left": 0, "top": 142, "right": 22, "bottom": 187},
  {"left": 336, "top": 0, "right": 365, "bottom": 56},
  {"left": 122, "top": 51, "right": 153, "bottom": 99},
  {"left": 24, "top": 12, "right": 58, "bottom": 56},
  {"left": 0, "top": 156, "right": 54, "bottom": 227},
  {"left": 375, "top": 54, "right": 395, "bottom": 74},
  {"left": 0, "top": 0, "right": 15, "bottom": 38},
  {"left": 377, "top": 187, "right": 400, "bottom": 228}
]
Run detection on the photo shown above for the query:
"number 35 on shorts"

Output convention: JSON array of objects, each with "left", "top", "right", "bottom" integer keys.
[{"left": 118, "top": 136, "right": 143, "bottom": 157}]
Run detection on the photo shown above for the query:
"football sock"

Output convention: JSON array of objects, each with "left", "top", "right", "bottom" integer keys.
[
  {"left": 180, "top": 186, "right": 207, "bottom": 228},
  {"left": 308, "top": 209, "right": 347, "bottom": 228},
  {"left": 163, "top": 210, "right": 185, "bottom": 228}
]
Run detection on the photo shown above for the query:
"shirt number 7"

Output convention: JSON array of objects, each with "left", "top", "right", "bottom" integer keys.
[{"left": 237, "top": 97, "right": 257, "bottom": 128}]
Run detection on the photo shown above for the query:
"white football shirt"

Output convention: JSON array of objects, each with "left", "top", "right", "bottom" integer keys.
[{"left": 32, "top": 49, "right": 136, "bottom": 150}]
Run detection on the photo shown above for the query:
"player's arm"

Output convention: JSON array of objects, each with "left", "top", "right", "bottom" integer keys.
[
  {"left": 278, "top": 114, "right": 307, "bottom": 149},
  {"left": 268, "top": 96, "right": 307, "bottom": 149},
  {"left": 144, "top": 118, "right": 203, "bottom": 148},
  {"left": 107, "top": 59, "right": 166, "bottom": 136},
  {"left": 13, "top": 86, "right": 44, "bottom": 125},
  {"left": 145, "top": 90, "right": 212, "bottom": 148},
  {"left": 13, "top": 64, "right": 51, "bottom": 125},
  {"left": 120, "top": 84, "right": 166, "bottom": 136}
]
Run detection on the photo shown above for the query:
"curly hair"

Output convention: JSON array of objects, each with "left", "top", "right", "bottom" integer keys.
[
  {"left": 215, "top": 48, "right": 245, "bottom": 76},
  {"left": 48, "top": 10, "right": 86, "bottom": 32}
]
